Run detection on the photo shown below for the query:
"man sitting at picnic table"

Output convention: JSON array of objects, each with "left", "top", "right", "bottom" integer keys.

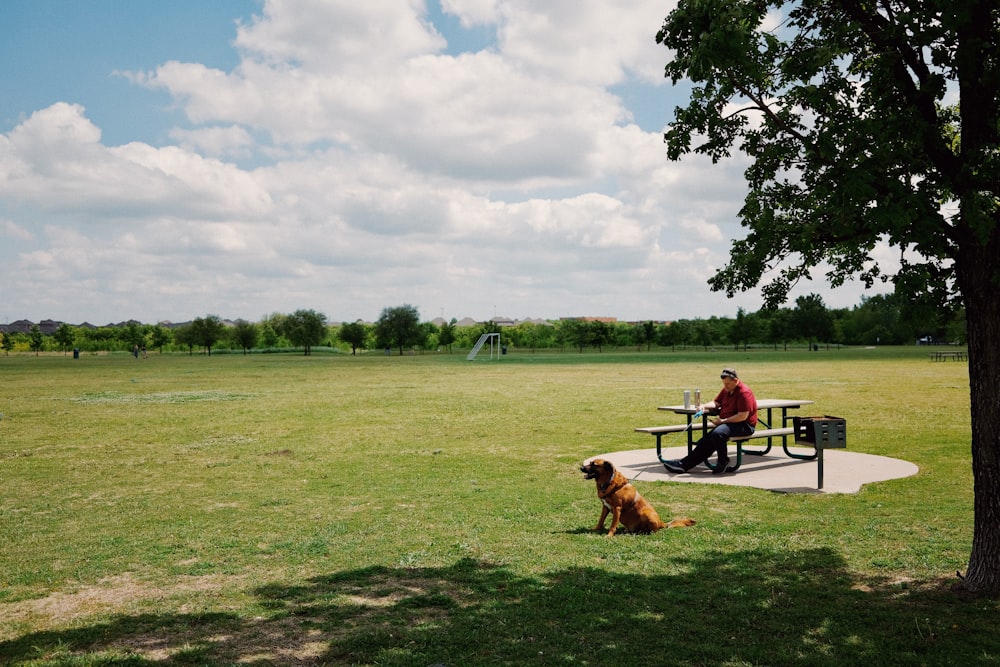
[{"left": 663, "top": 368, "right": 758, "bottom": 475}]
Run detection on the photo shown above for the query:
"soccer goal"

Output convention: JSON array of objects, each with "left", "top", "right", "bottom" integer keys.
[{"left": 467, "top": 333, "right": 501, "bottom": 360}]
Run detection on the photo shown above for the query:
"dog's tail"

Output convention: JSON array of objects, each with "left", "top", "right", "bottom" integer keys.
[{"left": 666, "top": 517, "right": 696, "bottom": 528}]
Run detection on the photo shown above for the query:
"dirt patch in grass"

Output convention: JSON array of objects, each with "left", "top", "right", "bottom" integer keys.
[
  {"left": 2, "top": 568, "right": 491, "bottom": 664},
  {"left": 71, "top": 390, "right": 254, "bottom": 405},
  {"left": 2, "top": 573, "right": 238, "bottom": 626},
  {"left": 1, "top": 573, "right": 339, "bottom": 663}
]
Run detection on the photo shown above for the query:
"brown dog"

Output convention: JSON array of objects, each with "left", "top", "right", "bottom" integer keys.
[{"left": 580, "top": 458, "right": 695, "bottom": 536}]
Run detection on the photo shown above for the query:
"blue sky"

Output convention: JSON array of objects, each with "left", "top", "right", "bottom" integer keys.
[
  {"left": 0, "top": 0, "right": 877, "bottom": 325},
  {"left": 1, "top": 2, "right": 248, "bottom": 146}
]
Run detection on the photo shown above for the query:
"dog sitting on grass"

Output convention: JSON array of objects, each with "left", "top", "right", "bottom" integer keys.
[{"left": 580, "top": 458, "right": 695, "bottom": 536}]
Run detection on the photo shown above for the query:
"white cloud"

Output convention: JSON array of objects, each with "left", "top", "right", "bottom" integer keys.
[
  {"left": 0, "top": 0, "right": 876, "bottom": 325},
  {"left": 496, "top": 0, "right": 671, "bottom": 85},
  {"left": 234, "top": 0, "right": 447, "bottom": 72},
  {"left": 169, "top": 125, "right": 254, "bottom": 159},
  {"left": 0, "top": 103, "right": 272, "bottom": 221},
  {"left": 0, "top": 218, "right": 33, "bottom": 241},
  {"left": 440, "top": 0, "right": 500, "bottom": 27}
]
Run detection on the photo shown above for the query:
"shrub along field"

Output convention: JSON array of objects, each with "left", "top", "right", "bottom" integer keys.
[{"left": 0, "top": 346, "right": 994, "bottom": 665}]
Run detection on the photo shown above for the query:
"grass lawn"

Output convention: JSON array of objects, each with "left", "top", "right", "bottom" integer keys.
[{"left": 1, "top": 346, "right": 995, "bottom": 666}]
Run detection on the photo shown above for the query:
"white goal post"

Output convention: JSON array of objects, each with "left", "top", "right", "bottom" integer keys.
[{"left": 467, "top": 333, "right": 501, "bottom": 360}]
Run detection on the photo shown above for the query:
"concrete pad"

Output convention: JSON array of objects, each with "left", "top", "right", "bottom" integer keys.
[{"left": 590, "top": 446, "right": 919, "bottom": 494}]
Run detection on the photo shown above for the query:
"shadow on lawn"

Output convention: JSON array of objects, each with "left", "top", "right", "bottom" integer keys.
[{"left": 2, "top": 548, "right": 997, "bottom": 666}]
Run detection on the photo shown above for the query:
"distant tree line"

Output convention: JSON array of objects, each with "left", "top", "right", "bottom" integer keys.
[{"left": 0, "top": 292, "right": 966, "bottom": 357}]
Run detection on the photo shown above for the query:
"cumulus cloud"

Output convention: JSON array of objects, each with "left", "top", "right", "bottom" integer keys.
[
  {"left": 169, "top": 125, "right": 255, "bottom": 159},
  {"left": 496, "top": 0, "right": 670, "bottom": 85},
  {"left": 0, "top": 0, "right": 870, "bottom": 325},
  {"left": 234, "top": 0, "right": 447, "bottom": 72},
  {"left": 0, "top": 103, "right": 272, "bottom": 221}
]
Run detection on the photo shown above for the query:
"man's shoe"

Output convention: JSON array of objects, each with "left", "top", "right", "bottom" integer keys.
[
  {"left": 662, "top": 460, "right": 687, "bottom": 474},
  {"left": 712, "top": 459, "right": 734, "bottom": 475}
]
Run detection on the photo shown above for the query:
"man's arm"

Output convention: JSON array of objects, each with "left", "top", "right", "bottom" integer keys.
[{"left": 712, "top": 410, "right": 749, "bottom": 426}]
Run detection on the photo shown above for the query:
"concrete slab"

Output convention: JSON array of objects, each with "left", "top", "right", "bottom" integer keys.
[{"left": 589, "top": 446, "right": 919, "bottom": 494}]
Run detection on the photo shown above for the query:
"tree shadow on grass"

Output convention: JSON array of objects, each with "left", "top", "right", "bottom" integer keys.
[{"left": 2, "top": 548, "right": 997, "bottom": 666}]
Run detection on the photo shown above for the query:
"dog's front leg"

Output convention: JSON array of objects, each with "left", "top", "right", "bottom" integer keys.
[
  {"left": 606, "top": 507, "right": 622, "bottom": 536},
  {"left": 594, "top": 505, "right": 609, "bottom": 532}
]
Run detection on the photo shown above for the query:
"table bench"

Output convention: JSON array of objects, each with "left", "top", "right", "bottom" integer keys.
[
  {"left": 635, "top": 424, "right": 802, "bottom": 472},
  {"left": 638, "top": 399, "right": 816, "bottom": 474},
  {"left": 636, "top": 402, "right": 847, "bottom": 488}
]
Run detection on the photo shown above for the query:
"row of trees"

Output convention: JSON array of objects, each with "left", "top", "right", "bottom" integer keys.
[
  {"left": 494, "top": 292, "right": 964, "bottom": 353},
  {"left": 1, "top": 306, "right": 427, "bottom": 357},
  {"left": 1, "top": 292, "right": 965, "bottom": 357}
]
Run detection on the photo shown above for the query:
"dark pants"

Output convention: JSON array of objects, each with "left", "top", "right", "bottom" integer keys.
[{"left": 680, "top": 422, "right": 755, "bottom": 470}]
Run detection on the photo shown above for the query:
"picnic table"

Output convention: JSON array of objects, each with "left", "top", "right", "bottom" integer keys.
[
  {"left": 929, "top": 350, "right": 966, "bottom": 361},
  {"left": 636, "top": 399, "right": 815, "bottom": 472}
]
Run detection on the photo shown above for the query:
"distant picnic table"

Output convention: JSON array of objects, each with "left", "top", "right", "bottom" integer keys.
[{"left": 929, "top": 350, "right": 967, "bottom": 361}]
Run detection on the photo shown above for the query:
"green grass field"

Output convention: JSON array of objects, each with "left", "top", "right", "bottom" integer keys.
[{"left": 1, "top": 347, "right": 995, "bottom": 666}]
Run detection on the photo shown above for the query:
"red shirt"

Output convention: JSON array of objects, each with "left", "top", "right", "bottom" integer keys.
[{"left": 715, "top": 381, "right": 758, "bottom": 427}]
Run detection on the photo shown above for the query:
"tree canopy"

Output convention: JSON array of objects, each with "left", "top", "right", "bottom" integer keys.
[
  {"left": 375, "top": 304, "right": 423, "bottom": 355},
  {"left": 282, "top": 309, "right": 328, "bottom": 355},
  {"left": 337, "top": 320, "right": 370, "bottom": 355},
  {"left": 658, "top": 0, "right": 999, "bottom": 592},
  {"left": 191, "top": 315, "right": 225, "bottom": 355},
  {"left": 53, "top": 323, "right": 76, "bottom": 353},
  {"left": 28, "top": 325, "right": 43, "bottom": 355},
  {"left": 231, "top": 319, "right": 259, "bottom": 355}
]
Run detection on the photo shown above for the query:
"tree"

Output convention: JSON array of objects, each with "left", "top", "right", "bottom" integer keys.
[
  {"left": 191, "top": 315, "right": 225, "bottom": 355},
  {"left": 841, "top": 293, "right": 910, "bottom": 345},
  {"left": 420, "top": 321, "right": 438, "bottom": 352},
  {"left": 0, "top": 330, "right": 12, "bottom": 355},
  {"left": 661, "top": 319, "right": 693, "bottom": 349},
  {"left": 173, "top": 324, "right": 197, "bottom": 355},
  {"left": 28, "top": 324, "right": 44, "bottom": 355},
  {"left": 53, "top": 323, "right": 76, "bottom": 354},
  {"left": 79, "top": 326, "right": 116, "bottom": 352},
  {"left": 637, "top": 321, "right": 657, "bottom": 351},
  {"left": 762, "top": 308, "right": 795, "bottom": 350},
  {"left": 556, "top": 318, "right": 591, "bottom": 352},
  {"left": 693, "top": 319, "right": 713, "bottom": 351},
  {"left": 793, "top": 294, "right": 834, "bottom": 349},
  {"left": 658, "top": 0, "right": 1000, "bottom": 592},
  {"left": 338, "top": 320, "right": 370, "bottom": 355},
  {"left": 283, "top": 309, "right": 328, "bottom": 355},
  {"left": 231, "top": 319, "right": 259, "bottom": 355},
  {"left": 148, "top": 324, "right": 172, "bottom": 353},
  {"left": 508, "top": 320, "right": 554, "bottom": 352},
  {"left": 729, "top": 308, "right": 748, "bottom": 351},
  {"left": 375, "top": 305, "right": 423, "bottom": 355},
  {"left": 259, "top": 320, "right": 281, "bottom": 348},
  {"left": 589, "top": 320, "right": 612, "bottom": 352},
  {"left": 121, "top": 321, "right": 146, "bottom": 351},
  {"left": 437, "top": 320, "right": 457, "bottom": 353},
  {"left": 741, "top": 310, "right": 764, "bottom": 350}
]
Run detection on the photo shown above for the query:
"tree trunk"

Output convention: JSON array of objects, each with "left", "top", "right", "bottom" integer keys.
[
  {"left": 957, "top": 220, "right": 1000, "bottom": 594},
  {"left": 953, "top": 0, "right": 1000, "bottom": 593}
]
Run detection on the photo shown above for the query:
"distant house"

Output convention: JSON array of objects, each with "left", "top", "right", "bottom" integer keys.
[{"left": 0, "top": 319, "right": 42, "bottom": 334}]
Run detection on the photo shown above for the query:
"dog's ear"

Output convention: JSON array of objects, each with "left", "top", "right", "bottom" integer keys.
[{"left": 602, "top": 460, "right": 615, "bottom": 473}]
